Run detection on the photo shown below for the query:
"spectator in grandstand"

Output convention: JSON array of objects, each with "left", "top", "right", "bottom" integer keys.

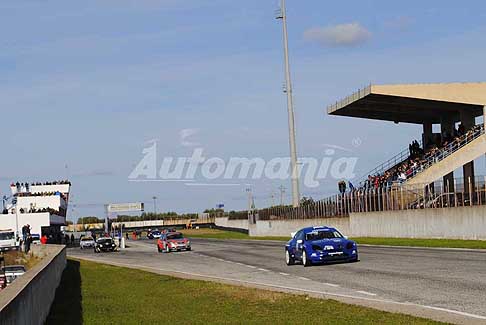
[
  {"left": 458, "top": 123, "right": 465, "bottom": 136},
  {"left": 338, "top": 180, "right": 346, "bottom": 194},
  {"left": 24, "top": 234, "right": 32, "bottom": 253},
  {"left": 348, "top": 181, "right": 355, "bottom": 192}
]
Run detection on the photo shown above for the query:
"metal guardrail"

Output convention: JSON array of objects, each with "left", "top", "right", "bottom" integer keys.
[
  {"left": 407, "top": 125, "right": 484, "bottom": 180},
  {"left": 258, "top": 175, "right": 486, "bottom": 220},
  {"left": 327, "top": 84, "right": 372, "bottom": 114},
  {"left": 357, "top": 140, "right": 423, "bottom": 186}
]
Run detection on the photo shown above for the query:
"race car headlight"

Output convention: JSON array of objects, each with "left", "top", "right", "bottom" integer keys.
[
  {"left": 324, "top": 245, "right": 334, "bottom": 251},
  {"left": 170, "top": 242, "right": 177, "bottom": 247},
  {"left": 346, "top": 242, "right": 354, "bottom": 250}
]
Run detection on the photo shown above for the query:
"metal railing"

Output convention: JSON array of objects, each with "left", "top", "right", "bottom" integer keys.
[
  {"left": 407, "top": 124, "right": 484, "bottom": 180},
  {"left": 357, "top": 141, "right": 422, "bottom": 186},
  {"left": 257, "top": 175, "right": 486, "bottom": 220}
]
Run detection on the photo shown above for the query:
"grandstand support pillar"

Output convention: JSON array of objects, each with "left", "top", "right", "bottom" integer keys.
[
  {"left": 443, "top": 172, "right": 454, "bottom": 193},
  {"left": 460, "top": 109, "right": 475, "bottom": 130},
  {"left": 483, "top": 105, "right": 486, "bottom": 130},
  {"left": 463, "top": 161, "right": 475, "bottom": 195},
  {"left": 422, "top": 123, "right": 432, "bottom": 149}
]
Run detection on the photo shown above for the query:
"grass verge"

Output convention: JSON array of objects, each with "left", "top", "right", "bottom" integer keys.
[
  {"left": 181, "top": 228, "right": 289, "bottom": 241},
  {"left": 2, "top": 250, "right": 40, "bottom": 270},
  {"left": 352, "top": 237, "right": 486, "bottom": 249},
  {"left": 46, "top": 259, "right": 443, "bottom": 325},
  {"left": 182, "top": 229, "right": 486, "bottom": 249}
]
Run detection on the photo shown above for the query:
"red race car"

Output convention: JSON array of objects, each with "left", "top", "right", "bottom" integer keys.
[{"left": 157, "top": 232, "right": 191, "bottom": 253}]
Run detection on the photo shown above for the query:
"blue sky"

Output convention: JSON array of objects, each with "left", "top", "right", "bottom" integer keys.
[{"left": 2, "top": 0, "right": 486, "bottom": 220}]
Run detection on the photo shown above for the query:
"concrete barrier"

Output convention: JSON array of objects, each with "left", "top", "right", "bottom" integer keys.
[
  {"left": 215, "top": 217, "right": 249, "bottom": 233},
  {"left": 0, "top": 245, "right": 66, "bottom": 325},
  {"left": 249, "top": 217, "right": 350, "bottom": 238},
  {"left": 247, "top": 206, "right": 486, "bottom": 240},
  {"left": 349, "top": 206, "right": 486, "bottom": 240}
]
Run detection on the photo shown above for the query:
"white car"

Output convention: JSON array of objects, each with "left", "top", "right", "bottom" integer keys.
[
  {"left": 31, "top": 234, "right": 41, "bottom": 245},
  {"left": 80, "top": 237, "right": 95, "bottom": 249},
  {"left": 2, "top": 265, "right": 26, "bottom": 285}
]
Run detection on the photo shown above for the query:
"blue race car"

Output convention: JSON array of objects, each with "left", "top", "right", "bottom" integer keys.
[{"left": 285, "top": 226, "right": 358, "bottom": 267}]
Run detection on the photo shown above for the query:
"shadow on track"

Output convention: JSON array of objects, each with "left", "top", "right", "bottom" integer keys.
[{"left": 45, "top": 260, "right": 82, "bottom": 325}]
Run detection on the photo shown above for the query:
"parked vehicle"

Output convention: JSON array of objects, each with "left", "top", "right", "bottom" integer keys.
[
  {"left": 80, "top": 236, "right": 96, "bottom": 249},
  {"left": 1, "top": 265, "right": 26, "bottom": 285},
  {"left": 0, "top": 229, "right": 19, "bottom": 252},
  {"left": 31, "top": 234, "right": 41, "bottom": 245},
  {"left": 157, "top": 232, "right": 191, "bottom": 253},
  {"left": 94, "top": 237, "right": 117, "bottom": 253},
  {"left": 147, "top": 231, "right": 162, "bottom": 240},
  {"left": 285, "top": 226, "right": 358, "bottom": 267}
]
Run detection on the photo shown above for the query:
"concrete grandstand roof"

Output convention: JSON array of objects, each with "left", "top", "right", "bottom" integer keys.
[{"left": 327, "top": 82, "right": 486, "bottom": 124}]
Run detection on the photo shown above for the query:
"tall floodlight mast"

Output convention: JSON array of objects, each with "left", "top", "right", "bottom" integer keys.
[{"left": 276, "top": 0, "right": 300, "bottom": 207}]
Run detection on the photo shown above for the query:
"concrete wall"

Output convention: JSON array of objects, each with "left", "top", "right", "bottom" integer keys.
[
  {"left": 249, "top": 217, "right": 351, "bottom": 238},
  {"left": 247, "top": 206, "right": 486, "bottom": 240},
  {"left": 215, "top": 217, "right": 249, "bottom": 231},
  {"left": 0, "top": 213, "right": 51, "bottom": 236},
  {"left": 349, "top": 206, "right": 486, "bottom": 240},
  {"left": 16, "top": 196, "right": 65, "bottom": 211},
  {"left": 0, "top": 245, "right": 66, "bottom": 325}
]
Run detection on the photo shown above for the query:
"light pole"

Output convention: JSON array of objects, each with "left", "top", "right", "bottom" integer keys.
[
  {"left": 152, "top": 196, "right": 157, "bottom": 214},
  {"left": 277, "top": 0, "right": 300, "bottom": 207},
  {"left": 278, "top": 185, "right": 286, "bottom": 206}
]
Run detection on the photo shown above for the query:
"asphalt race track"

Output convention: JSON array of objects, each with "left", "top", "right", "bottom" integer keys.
[{"left": 69, "top": 238, "right": 486, "bottom": 324}]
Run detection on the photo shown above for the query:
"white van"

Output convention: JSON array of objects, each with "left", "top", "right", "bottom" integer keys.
[{"left": 0, "top": 230, "right": 19, "bottom": 252}]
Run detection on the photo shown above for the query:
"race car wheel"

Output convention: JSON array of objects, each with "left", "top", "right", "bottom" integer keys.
[
  {"left": 165, "top": 245, "right": 170, "bottom": 253},
  {"left": 302, "top": 250, "right": 311, "bottom": 267},
  {"left": 285, "top": 249, "right": 294, "bottom": 266},
  {"left": 157, "top": 246, "right": 162, "bottom": 253},
  {"left": 186, "top": 247, "right": 191, "bottom": 251}
]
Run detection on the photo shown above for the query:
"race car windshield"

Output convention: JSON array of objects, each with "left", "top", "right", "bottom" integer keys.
[
  {"left": 305, "top": 231, "right": 342, "bottom": 241},
  {"left": 167, "top": 233, "right": 183, "bottom": 240},
  {"left": 0, "top": 232, "right": 14, "bottom": 240}
]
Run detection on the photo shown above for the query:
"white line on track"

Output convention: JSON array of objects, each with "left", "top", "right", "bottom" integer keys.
[
  {"left": 298, "top": 276, "right": 310, "bottom": 281},
  {"left": 356, "top": 290, "right": 377, "bottom": 296},
  {"left": 73, "top": 258, "right": 486, "bottom": 322},
  {"left": 279, "top": 272, "right": 290, "bottom": 276},
  {"left": 258, "top": 268, "right": 270, "bottom": 272},
  {"left": 324, "top": 283, "right": 339, "bottom": 288},
  {"left": 245, "top": 265, "right": 257, "bottom": 269}
]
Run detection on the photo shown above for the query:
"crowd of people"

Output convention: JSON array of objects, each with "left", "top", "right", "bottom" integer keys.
[
  {"left": 10, "top": 180, "right": 71, "bottom": 194},
  {"left": 11, "top": 180, "right": 71, "bottom": 187},
  {"left": 360, "top": 123, "right": 483, "bottom": 190},
  {"left": 18, "top": 207, "right": 64, "bottom": 215},
  {"left": 16, "top": 191, "right": 68, "bottom": 201}
]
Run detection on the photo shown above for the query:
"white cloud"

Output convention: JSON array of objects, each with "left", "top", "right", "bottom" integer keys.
[
  {"left": 180, "top": 128, "right": 200, "bottom": 147},
  {"left": 303, "top": 22, "right": 372, "bottom": 47}
]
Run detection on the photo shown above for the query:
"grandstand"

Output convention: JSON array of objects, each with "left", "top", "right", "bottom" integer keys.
[{"left": 258, "top": 82, "right": 486, "bottom": 220}]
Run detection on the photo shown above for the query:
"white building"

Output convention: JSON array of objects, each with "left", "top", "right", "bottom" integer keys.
[{"left": 0, "top": 181, "right": 71, "bottom": 239}]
